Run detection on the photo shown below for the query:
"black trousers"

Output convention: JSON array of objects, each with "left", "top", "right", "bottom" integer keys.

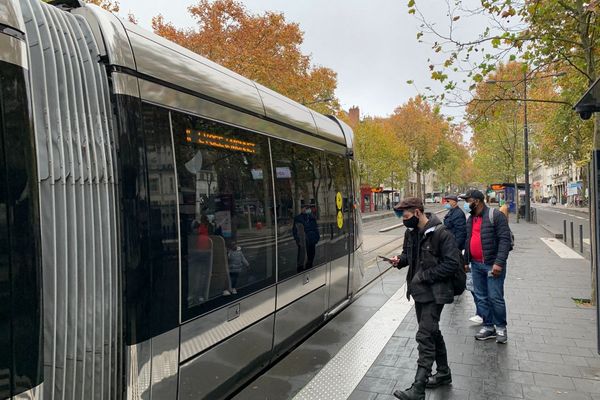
[{"left": 414, "top": 302, "right": 447, "bottom": 373}]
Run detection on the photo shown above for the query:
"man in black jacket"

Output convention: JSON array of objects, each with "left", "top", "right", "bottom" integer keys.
[
  {"left": 461, "top": 190, "right": 512, "bottom": 344},
  {"left": 389, "top": 197, "right": 461, "bottom": 400}
]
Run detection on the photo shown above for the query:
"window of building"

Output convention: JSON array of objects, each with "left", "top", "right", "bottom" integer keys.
[{"left": 171, "top": 112, "right": 276, "bottom": 321}]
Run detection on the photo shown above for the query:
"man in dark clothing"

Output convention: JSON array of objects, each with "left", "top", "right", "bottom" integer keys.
[
  {"left": 444, "top": 194, "right": 482, "bottom": 324},
  {"left": 460, "top": 190, "right": 512, "bottom": 344},
  {"left": 442, "top": 195, "right": 466, "bottom": 250},
  {"left": 388, "top": 197, "right": 461, "bottom": 400},
  {"left": 293, "top": 204, "right": 319, "bottom": 271}
]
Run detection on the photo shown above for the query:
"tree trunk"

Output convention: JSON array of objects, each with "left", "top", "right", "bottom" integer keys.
[{"left": 416, "top": 170, "right": 423, "bottom": 200}]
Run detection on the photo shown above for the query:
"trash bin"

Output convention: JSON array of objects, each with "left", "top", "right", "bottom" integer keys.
[{"left": 518, "top": 204, "right": 526, "bottom": 218}]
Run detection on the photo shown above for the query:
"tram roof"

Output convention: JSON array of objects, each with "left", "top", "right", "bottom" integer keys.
[{"left": 71, "top": 3, "right": 350, "bottom": 148}]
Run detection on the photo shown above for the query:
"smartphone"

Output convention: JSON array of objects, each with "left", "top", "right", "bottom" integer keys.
[{"left": 379, "top": 255, "right": 392, "bottom": 262}]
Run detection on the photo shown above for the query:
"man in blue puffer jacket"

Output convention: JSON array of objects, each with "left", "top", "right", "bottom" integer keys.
[
  {"left": 461, "top": 190, "right": 512, "bottom": 344},
  {"left": 442, "top": 195, "right": 466, "bottom": 250}
]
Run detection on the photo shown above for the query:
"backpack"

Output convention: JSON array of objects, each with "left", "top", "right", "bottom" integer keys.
[
  {"left": 429, "top": 225, "right": 466, "bottom": 296},
  {"left": 488, "top": 208, "right": 514, "bottom": 251}
]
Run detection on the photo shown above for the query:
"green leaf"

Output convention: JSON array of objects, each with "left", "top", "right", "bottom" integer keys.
[
  {"left": 509, "top": 54, "right": 516, "bottom": 61},
  {"left": 408, "top": 8, "right": 416, "bottom": 14},
  {"left": 408, "top": 0, "right": 415, "bottom": 6},
  {"left": 406, "top": 80, "right": 414, "bottom": 84}
]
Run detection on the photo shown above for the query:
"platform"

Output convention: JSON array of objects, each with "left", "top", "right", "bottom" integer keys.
[{"left": 235, "top": 220, "right": 600, "bottom": 400}]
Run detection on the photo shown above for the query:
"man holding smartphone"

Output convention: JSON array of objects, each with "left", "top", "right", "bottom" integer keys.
[
  {"left": 387, "top": 197, "right": 461, "bottom": 400},
  {"left": 460, "top": 190, "right": 512, "bottom": 344}
]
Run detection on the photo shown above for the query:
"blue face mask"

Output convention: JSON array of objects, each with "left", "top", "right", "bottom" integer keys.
[
  {"left": 444, "top": 203, "right": 452, "bottom": 210},
  {"left": 463, "top": 202, "right": 471, "bottom": 212},
  {"left": 394, "top": 209, "right": 404, "bottom": 218},
  {"left": 305, "top": 208, "right": 312, "bottom": 215}
]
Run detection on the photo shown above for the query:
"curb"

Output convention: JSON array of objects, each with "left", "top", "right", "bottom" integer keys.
[
  {"left": 361, "top": 212, "right": 395, "bottom": 223},
  {"left": 540, "top": 223, "right": 564, "bottom": 239}
]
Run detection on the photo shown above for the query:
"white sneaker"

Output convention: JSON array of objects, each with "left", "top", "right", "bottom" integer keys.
[
  {"left": 469, "top": 315, "right": 483, "bottom": 324},
  {"left": 223, "top": 290, "right": 231, "bottom": 296}
]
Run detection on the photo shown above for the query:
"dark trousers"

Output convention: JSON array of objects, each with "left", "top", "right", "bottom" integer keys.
[{"left": 414, "top": 302, "right": 447, "bottom": 373}]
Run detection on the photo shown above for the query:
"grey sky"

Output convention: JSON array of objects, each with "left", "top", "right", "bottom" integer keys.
[{"left": 118, "top": 0, "right": 481, "bottom": 119}]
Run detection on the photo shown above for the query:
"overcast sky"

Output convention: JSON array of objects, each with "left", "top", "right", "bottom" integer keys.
[{"left": 118, "top": 0, "right": 485, "bottom": 120}]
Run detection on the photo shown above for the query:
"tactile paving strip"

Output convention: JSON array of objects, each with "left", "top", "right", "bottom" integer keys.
[{"left": 292, "top": 284, "right": 413, "bottom": 400}]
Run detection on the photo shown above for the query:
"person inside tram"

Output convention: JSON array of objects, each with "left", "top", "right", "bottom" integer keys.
[{"left": 293, "top": 203, "right": 319, "bottom": 272}]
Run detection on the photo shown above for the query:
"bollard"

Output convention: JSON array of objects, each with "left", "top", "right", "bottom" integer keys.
[
  {"left": 564, "top": 220, "right": 567, "bottom": 243},
  {"left": 580, "top": 224, "right": 584, "bottom": 253},
  {"left": 570, "top": 221, "right": 574, "bottom": 248}
]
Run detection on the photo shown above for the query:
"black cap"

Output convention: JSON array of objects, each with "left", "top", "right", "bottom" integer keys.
[
  {"left": 444, "top": 195, "right": 459, "bottom": 202},
  {"left": 459, "top": 190, "right": 485, "bottom": 201},
  {"left": 394, "top": 197, "right": 424, "bottom": 211}
]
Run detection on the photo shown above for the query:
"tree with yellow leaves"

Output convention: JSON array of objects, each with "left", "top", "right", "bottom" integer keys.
[{"left": 389, "top": 96, "right": 449, "bottom": 199}]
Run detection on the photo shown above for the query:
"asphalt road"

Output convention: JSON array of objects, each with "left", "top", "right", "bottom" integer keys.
[{"left": 533, "top": 204, "right": 591, "bottom": 256}]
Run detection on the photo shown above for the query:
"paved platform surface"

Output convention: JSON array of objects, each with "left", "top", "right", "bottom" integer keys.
[{"left": 351, "top": 222, "right": 600, "bottom": 400}]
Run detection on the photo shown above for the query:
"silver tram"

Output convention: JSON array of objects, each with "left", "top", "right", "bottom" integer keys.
[{"left": 0, "top": 0, "right": 367, "bottom": 398}]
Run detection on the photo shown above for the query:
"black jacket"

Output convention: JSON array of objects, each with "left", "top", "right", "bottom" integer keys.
[
  {"left": 464, "top": 206, "right": 511, "bottom": 268},
  {"left": 443, "top": 206, "right": 467, "bottom": 250},
  {"left": 397, "top": 214, "right": 460, "bottom": 304}
]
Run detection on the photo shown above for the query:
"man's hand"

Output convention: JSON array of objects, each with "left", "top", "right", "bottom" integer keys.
[
  {"left": 491, "top": 264, "right": 503, "bottom": 278},
  {"left": 389, "top": 256, "right": 400, "bottom": 267}
]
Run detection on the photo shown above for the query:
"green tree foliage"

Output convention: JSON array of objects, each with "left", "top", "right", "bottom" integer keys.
[{"left": 409, "top": 0, "right": 600, "bottom": 153}]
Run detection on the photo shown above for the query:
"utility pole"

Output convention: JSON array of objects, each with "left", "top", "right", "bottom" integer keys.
[{"left": 524, "top": 69, "right": 531, "bottom": 222}]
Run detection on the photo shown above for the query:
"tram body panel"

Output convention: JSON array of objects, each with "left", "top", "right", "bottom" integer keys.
[{"left": 0, "top": 0, "right": 362, "bottom": 398}]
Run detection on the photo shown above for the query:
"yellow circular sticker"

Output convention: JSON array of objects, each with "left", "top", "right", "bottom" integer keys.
[
  {"left": 336, "top": 192, "right": 343, "bottom": 210},
  {"left": 337, "top": 211, "right": 344, "bottom": 229}
]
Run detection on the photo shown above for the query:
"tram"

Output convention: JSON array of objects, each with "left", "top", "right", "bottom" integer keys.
[{"left": 0, "top": 0, "right": 366, "bottom": 398}]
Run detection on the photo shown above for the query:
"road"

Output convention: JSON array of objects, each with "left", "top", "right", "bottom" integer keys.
[{"left": 534, "top": 203, "right": 591, "bottom": 256}]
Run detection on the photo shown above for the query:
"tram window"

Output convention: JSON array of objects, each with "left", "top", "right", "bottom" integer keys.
[
  {"left": 323, "top": 154, "right": 352, "bottom": 261},
  {"left": 171, "top": 112, "right": 276, "bottom": 321},
  {"left": 142, "top": 103, "right": 179, "bottom": 334},
  {"left": 271, "top": 141, "right": 327, "bottom": 280}
]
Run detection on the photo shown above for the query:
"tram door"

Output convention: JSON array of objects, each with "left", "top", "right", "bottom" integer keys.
[
  {"left": 0, "top": 59, "right": 42, "bottom": 399},
  {"left": 325, "top": 154, "right": 353, "bottom": 309}
]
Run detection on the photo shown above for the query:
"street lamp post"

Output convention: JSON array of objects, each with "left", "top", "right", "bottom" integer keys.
[
  {"left": 485, "top": 69, "right": 565, "bottom": 222},
  {"left": 523, "top": 70, "right": 531, "bottom": 222}
]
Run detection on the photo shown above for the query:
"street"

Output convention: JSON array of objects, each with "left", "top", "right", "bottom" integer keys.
[{"left": 534, "top": 203, "right": 591, "bottom": 257}]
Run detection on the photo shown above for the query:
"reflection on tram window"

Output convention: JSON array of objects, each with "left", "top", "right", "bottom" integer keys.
[
  {"left": 143, "top": 104, "right": 179, "bottom": 332},
  {"left": 172, "top": 112, "right": 275, "bottom": 320},
  {"left": 271, "top": 142, "right": 327, "bottom": 280},
  {"left": 324, "top": 154, "right": 352, "bottom": 261}
]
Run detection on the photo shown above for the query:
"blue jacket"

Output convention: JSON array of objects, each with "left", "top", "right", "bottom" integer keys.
[
  {"left": 464, "top": 206, "right": 512, "bottom": 268},
  {"left": 443, "top": 206, "right": 466, "bottom": 250}
]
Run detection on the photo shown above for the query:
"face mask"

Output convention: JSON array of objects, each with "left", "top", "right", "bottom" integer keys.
[
  {"left": 444, "top": 203, "right": 452, "bottom": 210},
  {"left": 394, "top": 209, "right": 404, "bottom": 219},
  {"left": 468, "top": 201, "right": 478, "bottom": 215},
  {"left": 403, "top": 214, "right": 419, "bottom": 229},
  {"left": 463, "top": 202, "right": 471, "bottom": 212},
  {"left": 236, "top": 246, "right": 242, "bottom": 251},
  {"left": 305, "top": 208, "right": 312, "bottom": 215}
]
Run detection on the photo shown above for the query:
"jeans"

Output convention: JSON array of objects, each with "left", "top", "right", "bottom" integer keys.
[
  {"left": 471, "top": 261, "right": 507, "bottom": 328},
  {"left": 414, "top": 302, "right": 447, "bottom": 373}
]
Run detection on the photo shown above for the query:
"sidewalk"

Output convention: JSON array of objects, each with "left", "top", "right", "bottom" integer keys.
[{"left": 351, "top": 222, "right": 600, "bottom": 400}]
